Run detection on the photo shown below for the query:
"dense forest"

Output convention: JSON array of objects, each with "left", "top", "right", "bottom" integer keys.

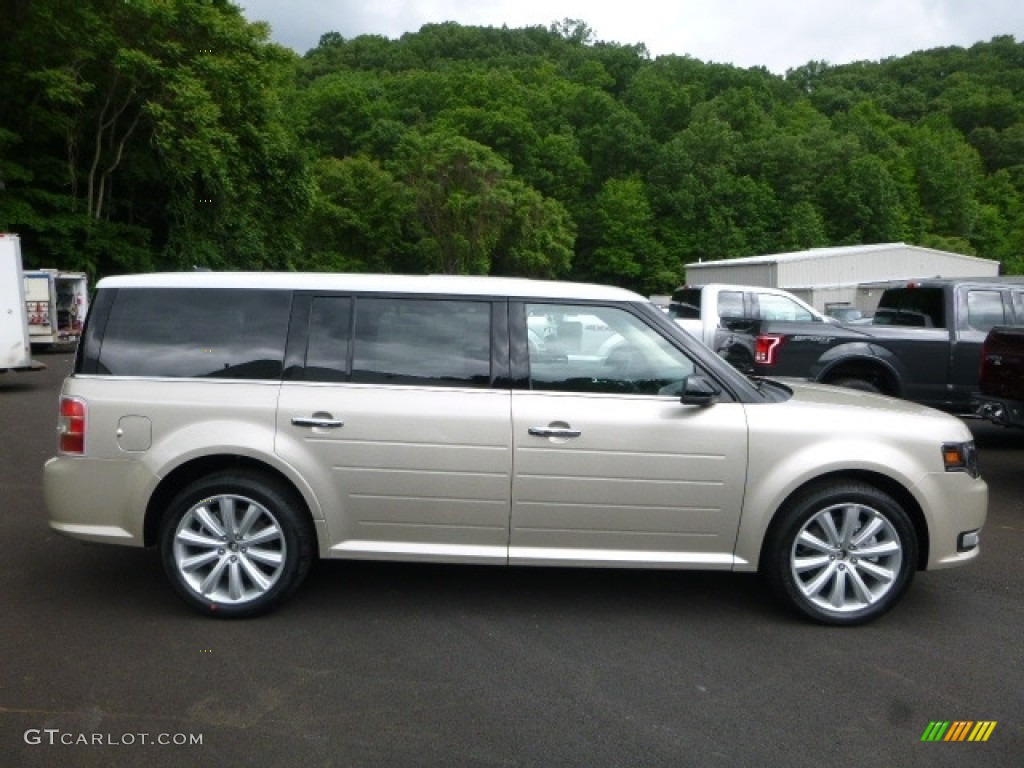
[{"left": 2, "top": 0, "right": 1023, "bottom": 294}]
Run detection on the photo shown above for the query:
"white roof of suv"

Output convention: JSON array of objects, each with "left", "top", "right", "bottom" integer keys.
[{"left": 97, "top": 272, "right": 646, "bottom": 302}]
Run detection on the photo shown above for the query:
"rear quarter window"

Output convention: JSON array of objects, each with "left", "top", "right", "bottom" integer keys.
[
  {"left": 88, "top": 288, "right": 290, "bottom": 379},
  {"left": 873, "top": 288, "right": 945, "bottom": 328},
  {"left": 965, "top": 289, "right": 1008, "bottom": 332}
]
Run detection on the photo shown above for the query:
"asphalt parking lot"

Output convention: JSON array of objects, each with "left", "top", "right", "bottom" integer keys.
[{"left": 1, "top": 353, "right": 1021, "bottom": 767}]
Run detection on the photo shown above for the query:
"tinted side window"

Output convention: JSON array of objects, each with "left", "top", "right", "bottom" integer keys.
[
  {"left": 96, "top": 289, "right": 290, "bottom": 379},
  {"left": 351, "top": 298, "right": 491, "bottom": 387},
  {"left": 304, "top": 296, "right": 352, "bottom": 382},
  {"left": 873, "top": 288, "right": 945, "bottom": 328},
  {"left": 966, "top": 290, "right": 1007, "bottom": 332},
  {"left": 1014, "top": 290, "right": 1024, "bottom": 323}
]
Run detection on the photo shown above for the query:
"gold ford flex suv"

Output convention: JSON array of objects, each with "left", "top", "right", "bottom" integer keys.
[{"left": 43, "top": 273, "right": 987, "bottom": 624}]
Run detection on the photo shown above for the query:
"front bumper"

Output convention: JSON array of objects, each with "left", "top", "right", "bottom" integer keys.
[{"left": 916, "top": 470, "right": 988, "bottom": 570}]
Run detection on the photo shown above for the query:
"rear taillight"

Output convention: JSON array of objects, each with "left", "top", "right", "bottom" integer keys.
[
  {"left": 754, "top": 334, "right": 783, "bottom": 365},
  {"left": 58, "top": 396, "right": 87, "bottom": 455}
]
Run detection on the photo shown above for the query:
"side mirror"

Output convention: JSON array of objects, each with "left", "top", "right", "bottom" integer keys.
[{"left": 680, "top": 375, "right": 720, "bottom": 407}]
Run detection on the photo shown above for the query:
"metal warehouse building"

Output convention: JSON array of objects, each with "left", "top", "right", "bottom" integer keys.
[{"left": 684, "top": 243, "right": 1000, "bottom": 314}]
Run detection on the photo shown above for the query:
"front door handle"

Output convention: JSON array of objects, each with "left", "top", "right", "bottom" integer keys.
[
  {"left": 528, "top": 426, "right": 582, "bottom": 439},
  {"left": 291, "top": 415, "right": 345, "bottom": 429}
]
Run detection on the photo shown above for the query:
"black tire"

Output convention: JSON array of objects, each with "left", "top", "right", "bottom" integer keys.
[
  {"left": 830, "top": 377, "right": 882, "bottom": 394},
  {"left": 159, "top": 470, "right": 315, "bottom": 618},
  {"left": 762, "top": 482, "right": 917, "bottom": 626}
]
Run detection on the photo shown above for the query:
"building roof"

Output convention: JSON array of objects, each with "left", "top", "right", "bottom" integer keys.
[{"left": 687, "top": 243, "right": 999, "bottom": 269}]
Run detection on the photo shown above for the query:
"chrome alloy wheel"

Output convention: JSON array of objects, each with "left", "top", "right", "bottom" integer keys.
[
  {"left": 172, "top": 494, "right": 287, "bottom": 605},
  {"left": 789, "top": 502, "right": 903, "bottom": 614}
]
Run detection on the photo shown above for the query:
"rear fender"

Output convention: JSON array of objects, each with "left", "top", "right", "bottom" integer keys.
[{"left": 813, "top": 343, "right": 906, "bottom": 395}]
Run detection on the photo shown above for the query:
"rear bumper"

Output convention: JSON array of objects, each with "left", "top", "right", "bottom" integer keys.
[
  {"left": 43, "top": 456, "right": 151, "bottom": 546},
  {"left": 972, "top": 395, "right": 1024, "bottom": 429},
  {"left": 0, "top": 359, "right": 46, "bottom": 372}
]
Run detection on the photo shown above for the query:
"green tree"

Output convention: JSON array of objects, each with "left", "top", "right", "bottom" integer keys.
[
  {"left": 779, "top": 201, "right": 829, "bottom": 250},
  {"left": 491, "top": 183, "right": 575, "bottom": 279},
  {"left": 6, "top": 14, "right": 1023, "bottom": 280},
  {"left": 393, "top": 131, "right": 518, "bottom": 274},
  {"left": 910, "top": 119, "right": 983, "bottom": 238},
  {"left": 299, "top": 156, "right": 412, "bottom": 272},
  {"left": 821, "top": 154, "right": 908, "bottom": 243},
  {"left": 0, "top": 0, "right": 311, "bottom": 276},
  {"left": 972, "top": 168, "right": 1024, "bottom": 269},
  {"left": 584, "top": 177, "right": 673, "bottom": 294}
]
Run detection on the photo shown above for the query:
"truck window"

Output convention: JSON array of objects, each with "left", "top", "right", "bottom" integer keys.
[
  {"left": 966, "top": 290, "right": 1007, "bottom": 332},
  {"left": 873, "top": 288, "right": 945, "bottom": 328},
  {"left": 717, "top": 291, "right": 744, "bottom": 319},
  {"left": 756, "top": 293, "right": 815, "bottom": 322},
  {"left": 1012, "top": 290, "right": 1024, "bottom": 323},
  {"left": 668, "top": 288, "right": 701, "bottom": 320}
]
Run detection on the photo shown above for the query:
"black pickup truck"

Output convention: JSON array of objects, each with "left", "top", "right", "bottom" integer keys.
[
  {"left": 744, "top": 277, "right": 1024, "bottom": 413},
  {"left": 974, "top": 326, "right": 1024, "bottom": 427}
]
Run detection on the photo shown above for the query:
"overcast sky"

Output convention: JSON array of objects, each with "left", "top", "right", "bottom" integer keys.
[{"left": 236, "top": 0, "right": 1024, "bottom": 74}]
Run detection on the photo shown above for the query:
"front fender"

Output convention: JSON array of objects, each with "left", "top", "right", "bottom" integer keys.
[{"left": 733, "top": 436, "right": 930, "bottom": 570}]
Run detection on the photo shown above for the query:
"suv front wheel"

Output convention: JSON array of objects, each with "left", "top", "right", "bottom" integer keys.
[
  {"left": 763, "top": 482, "right": 917, "bottom": 626},
  {"left": 159, "top": 470, "right": 315, "bottom": 618}
]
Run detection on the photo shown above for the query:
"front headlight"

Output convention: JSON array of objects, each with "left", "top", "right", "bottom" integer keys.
[{"left": 942, "top": 441, "right": 979, "bottom": 478}]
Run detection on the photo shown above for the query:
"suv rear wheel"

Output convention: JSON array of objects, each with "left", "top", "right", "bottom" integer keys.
[
  {"left": 763, "top": 482, "right": 917, "bottom": 626},
  {"left": 159, "top": 471, "right": 315, "bottom": 618}
]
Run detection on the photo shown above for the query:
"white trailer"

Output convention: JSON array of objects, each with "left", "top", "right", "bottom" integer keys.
[
  {"left": 1, "top": 233, "right": 43, "bottom": 372},
  {"left": 24, "top": 267, "right": 89, "bottom": 348}
]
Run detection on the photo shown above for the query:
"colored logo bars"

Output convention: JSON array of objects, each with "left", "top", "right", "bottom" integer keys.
[{"left": 921, "top": 721, "right": 997, "bottom": 742}]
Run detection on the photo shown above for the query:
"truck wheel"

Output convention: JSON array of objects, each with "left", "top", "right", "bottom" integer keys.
[
  {"left": 721, "top": 347, "right": 754, "bottom": 374},
  {"left": 831, "top": 377, "right": 881, "bottom": 394},
  {"left": 159, "top": 470, "right": 315, "bottom": 618},
  {"left": 763, "top": 482, "right": 917, "bottom": 625}
]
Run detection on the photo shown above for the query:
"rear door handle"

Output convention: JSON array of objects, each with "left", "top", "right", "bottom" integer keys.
[
  {"left": 291, "top": 415, "right": 344, "bottom": 429},
  {"left": 528, "top": 427, "right": 582, "bottom": 439}
]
